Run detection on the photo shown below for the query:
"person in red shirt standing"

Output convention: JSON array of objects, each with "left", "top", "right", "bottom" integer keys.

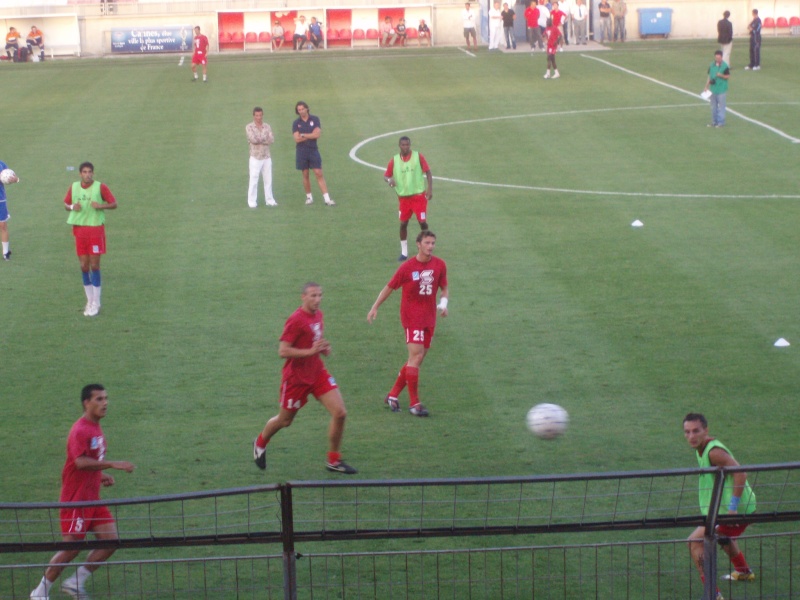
[
  {"left": 543, "top": 18, "right": 563, "bottom": 79},
  {"left": 191, "top": 25, "right": 209, "bottom": 82},
  {"left": 384, "top": 136, "right": 433, "bottom": 261},
  {"left": 550, "top": 2, "right": 567, "bottom": 51},
  {"left": 253, "top": 282, "right": 357, "bottom": 474},
  {"left": 367, "top": 230, "right": 449, "bottom": 417},
  {"left": 29, "top": 384, "right": 135, "bottom": 600},
  {"left": 524, "top": 1, "right": 543, "bottom": 50}
]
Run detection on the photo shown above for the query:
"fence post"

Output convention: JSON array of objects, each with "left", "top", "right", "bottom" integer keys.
[
  {"left": 703, "top": 468, "right": 726, "bottom": 600},
  {"left": 280, "top": 484, "right": 297, "bottom": 600}
]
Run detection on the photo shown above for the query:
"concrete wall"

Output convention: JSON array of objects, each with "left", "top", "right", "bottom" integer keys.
[{"left": 2, "top": 0, "right": 799, "bottom": 56}]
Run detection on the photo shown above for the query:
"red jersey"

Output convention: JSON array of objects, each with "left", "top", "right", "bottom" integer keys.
[
  {"left": 193, "top": 34, "right": 209, "bottom": 55},
  {"left": 384, "top": 153, "right": 431, "bottom": 180},
  {"left": 60, "top": 417, "right": 106, "bottom": 503},
  {"left": 546, "top": 26, "right": 561, "bottom": 50},
  {"left": 388, "top": 255, "right": 448, "bottom": 329},
  {"left": 524, "top": 6, "right": 540, "bottom": 27},
  {"left": 280, "top": 307, "right": 325, "bottom": 385},
  {"left": 551, "top": 9, "right": 566, "bottom": 27}
]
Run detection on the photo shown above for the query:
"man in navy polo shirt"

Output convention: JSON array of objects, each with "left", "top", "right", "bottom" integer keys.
[{"left": 292, "top": 101, "right": 335, "bottom": 206}]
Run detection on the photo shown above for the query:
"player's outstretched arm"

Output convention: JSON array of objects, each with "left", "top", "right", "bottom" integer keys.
[{"left": 368, "top": 285, "right": 394, "bottom": 323}]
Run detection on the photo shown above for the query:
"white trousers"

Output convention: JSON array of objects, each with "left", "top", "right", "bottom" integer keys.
[{"left": 248, "top": 156, "right": 274, "bottom": 206}]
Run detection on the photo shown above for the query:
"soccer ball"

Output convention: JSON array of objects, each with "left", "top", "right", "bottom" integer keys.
[
  {"left": 0, "top": 169, "right": 17, "bottom": 185},
  {"left": 526, "top": 403, "right": 568, "bottom": 439}
]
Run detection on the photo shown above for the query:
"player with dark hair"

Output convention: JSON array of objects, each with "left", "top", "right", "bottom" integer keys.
[
  {"left": 384, "top": 136, "right": 433, "bottom": 261},
  {"left": 5, "top": 27, "right": 20, "bottom": 60},
  {"left": 29, "top": 384, "right": 135, "bottom": 600},
  {"left": 292, "top": 101, "right": 335, "bottom": 206},
  {"left": 26, "top": 26, "right": 45, "bottom": 61},
  {"left": 0, "top": 159, "right": 19, "bottom": 261},
  {"left": 64, "top": 162, "right": 117, "bottom": 317},
  {"left": 745, "top": 9, "right": 761, "bottom": 70},
  {"left": 543, "top": 17, "right": 562, "bottom": 79},
  {"left": 683, "top": 413, "right": 757, "bottom": 600},
  {"left": 191, "top": 25, "right": 209, "bottom": 82},
  {"left": 367, "top": 230, "right": 449, "bottom": 417},
  {"left": 253, "top": 282, "right": 357, "bottom": 474}
]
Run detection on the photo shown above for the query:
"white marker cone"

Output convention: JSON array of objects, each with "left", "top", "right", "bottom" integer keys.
[
  {"left": 774, "top": 338, "right": 790, "bottom": 347},
  {"left": 631, "top": 220, "right": 643, "bottom": 227}
]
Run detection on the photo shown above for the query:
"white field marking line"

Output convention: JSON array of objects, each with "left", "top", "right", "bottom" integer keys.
[
  {"left": 583, "top": 54, "right": 800, "bottom": 144},
  {"left": 458, "top": 47, "right": 477, "bottom": 57},
  {"left": 348, "top": 106, "right": 800, "bottom": 199}
]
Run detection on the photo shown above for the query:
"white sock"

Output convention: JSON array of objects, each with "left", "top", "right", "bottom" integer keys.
[
  {"left": 323, "top": 193, "right": 331, "bottom": 202},
  {"left": 84, "top": 285, "right": 93, "bottom": 303},
  {"left": 76, "top": 565, "right": 92, "bottom": 585},
  {"left": 32, "top": 577, "right": 53, "bottom": 595},
  {"left": 193, "top": 72, "right": 198, "bottom": 79},
  {"left": 93, "top": 286, "right": 102, "bottom": 307},
  {"left": 306, "top": 193, "right": 313, "bottom": 202},
  {"left": 401, "top": 240, "right": 408, "bottom": 256},
  {"left": 2, "top": 241, "right": 8, "bottom": 254}
]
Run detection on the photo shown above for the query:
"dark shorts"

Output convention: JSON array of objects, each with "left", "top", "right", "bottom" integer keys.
[
  {"left": 0, "top": 201, "right": 8, "bottom": 223},
  {"left": 280, "top": 368, "right": 338, "bottom": 411},
  {"left": 296, "top": 147, "right": 322, "bottom": 171},
  {"left": 60, "top": 505, "right": 115, "bottom": 539},
  {"left": 464, "top": 27, "right": 476, "bottom": 37}
]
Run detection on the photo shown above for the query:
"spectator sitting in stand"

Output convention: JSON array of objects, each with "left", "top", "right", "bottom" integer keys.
[
  {"left": 395, "top": 19, "right": 407, "bottom": 46},
  {"left": 418, "top": 19, "right": 431, "bottom": 45},
  {"left": 309, "top": 17, "right": 323, "bottom": 49},
  {"left": 381, "top": 16, "right": 397, "bottom": 47},
  {"left": 272, "top": 21, "right": 285, "bottom": 49}
]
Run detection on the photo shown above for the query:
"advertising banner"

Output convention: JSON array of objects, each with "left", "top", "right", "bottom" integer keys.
[{"left": 111, "top": 26, "right": 192, "bottom": 53}]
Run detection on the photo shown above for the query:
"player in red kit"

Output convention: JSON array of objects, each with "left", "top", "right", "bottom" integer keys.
[
  {"left": 191, "top": 25, "right": 209, "bottom": 82},
  {"left": 253, "top": 282, "right": 357, "bottom": 474},
  {"left": 29, "top": 384, "right": 135, "bottom": 600},
  {"left": 368, "top": 230, "right": 449, "bottom": 417},
  {"left": 543, "top": 18, "right": 563, "bottom": 79}
]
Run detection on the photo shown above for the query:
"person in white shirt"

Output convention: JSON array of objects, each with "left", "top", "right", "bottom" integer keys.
[
  {"left": 293, "top": 16, "right": 309, "bottom": 50},
  {"left": 462, "top": 3, "right": 478, "bottom": 48},
  {"left": 537, "top": 0, "right": 550, "bottom": 38},
  {"left": 571, "top": 0, "right": 588, "bottom": 44},
  {"left": 488, "top": 1, "right": 503, "bottom": 49}
]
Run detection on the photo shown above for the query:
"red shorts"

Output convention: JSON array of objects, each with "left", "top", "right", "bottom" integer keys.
[
  {"left": 279, "top": 368, "right": 338, "bottom": 411},
  {"left": 192, "top": 53, "right": 207, "bottom": 66},
  {"left": 716, "top": 523, "right": 749, "bottom": 539},
  {"left": 547, "top": 46, "right": 557, "bottom": 55},
  {"left": 399, "top": 194, "right": 428, "bottom": 223},
  {"left": 60, "top": 505, "right": 115, "bottom": 539},
  {"left": 73, "top": 226, "right": 106, "bottom": 256},
  {"left": 405, "top": 326, "right": 435, "bottom": 349}
]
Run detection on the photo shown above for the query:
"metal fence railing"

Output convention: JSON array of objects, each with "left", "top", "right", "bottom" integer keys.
[{"left": 2, "top": 463, "right": 799, "bottom": 599}]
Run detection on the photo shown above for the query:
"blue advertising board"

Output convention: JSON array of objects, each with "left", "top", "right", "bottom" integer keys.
[{"left": 111, "top": 26, "right": 192, "bottom": 53}]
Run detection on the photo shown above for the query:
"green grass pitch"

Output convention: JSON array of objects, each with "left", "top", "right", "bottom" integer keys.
[{"left": 1, "top": 39, "right": 799, "bottom": 509}]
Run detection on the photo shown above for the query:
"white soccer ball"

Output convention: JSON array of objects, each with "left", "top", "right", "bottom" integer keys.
[
  {"left": 0, "top": 169, "right": 17, "bottom": 185},
  {"left": 526, "top": 403, "right": 569, "bottom": 439}
]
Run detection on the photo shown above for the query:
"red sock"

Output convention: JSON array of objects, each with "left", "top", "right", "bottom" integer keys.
[
  {"left": 388, "top": 365, "right": 407, "bottom": 398},
  {"left": 406, "top": 366, "right": 420, "bottom": 406},
  {"left": 256, "top": 433, "right": 269, "bottom": 449},
  {"left": 731, "top": 551, "right": 750, "bottom": 572},
  {"left": 327, "top": 451, "right": 341, "bottom": 465}
]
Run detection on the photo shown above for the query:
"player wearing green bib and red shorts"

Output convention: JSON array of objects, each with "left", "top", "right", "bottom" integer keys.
[
  {"left": 64, "top": 162, "right": 117, "bottom": 317},
  {"left": 684, "top": 413, "right": 757, "bottom": 600},
  {"left": 384, "top": 136, "right": 433, "bottom": 261}
]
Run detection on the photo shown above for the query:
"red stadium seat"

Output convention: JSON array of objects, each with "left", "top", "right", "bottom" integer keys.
[
  {"left": 352, "top": 28, "right": 365, "bottom": 39},
  {"left": 366, "top": 28, "right": 379, "bottom": 39},
  {"left": 230, "top": 31, "right": 245, "bottom": 43},
  {"left": 258, "top": 31, "right": 271, "bottom": 43},
  {"left": 763, "top": 17, "right": 775, "bottom": 27},
  {"left": 219, "top": 31, "right": 231, "bottom": 43},
  {"left": 790, "top": 16, "right": 800, "bottom": 26},
  {"left": 327, "top": 28, "right": 339, "bottom": 40},
  {"left": 776, "top": 16, "right": 789, "bottom": 27},
  {"left": 338, "top": 28, "right": 352, "bottom": 40},
  {"left": 406, "top": 27, "right": 418, "bottom": 39},
  {"left": 284, "top": 30, "right": 293, "bottom": 42},
  {"left": 245, "top": 32, "right": 257, "bottom": 43}
]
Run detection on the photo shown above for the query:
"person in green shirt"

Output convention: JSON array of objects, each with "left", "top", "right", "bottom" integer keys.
[
  {"left": 684, "top": 413, "right": 756, "bottom": 600},
  {"left": 704, "top": 50, "right": 730, "bottom": 128}
]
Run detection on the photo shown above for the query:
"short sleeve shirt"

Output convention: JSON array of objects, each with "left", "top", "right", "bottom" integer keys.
[
  {"left": 292, "top": 115, "right": 320, "bottom": 151},
  {"left": 280, "top": 307, "right": 325, "bottom": 385},
  {"left": 60, "top": 417, "right": 105, "bottom": 503},
  {"left": 388, "top": 255, "right": 448, "bottom": 329}
]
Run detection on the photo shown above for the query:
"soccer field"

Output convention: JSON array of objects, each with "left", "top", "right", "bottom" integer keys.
[{"left": 1, "top": 39, "right": 799, "bottom": 510}]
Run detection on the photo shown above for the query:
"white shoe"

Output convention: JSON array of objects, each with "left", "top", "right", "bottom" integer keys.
[
  {"left": 543, "top": 72, "right": 551, "bottom": 79},
  {"left": 265, "top": 199, "right": 278, "bottom": 206},
  {"left": 552, "top": 71, "right": 560, "bottom": 79},
  {"left": 248, "top": 203, "right": 257, "bottom": 208},
  {"left": 29, "top": 594, "right": 49, "bottom": 600},
  {"left": 305, "top": 197, "right": 314, "bottom": 205},
  {"left": 324, "top": 198, "right": 336, "bottom": 206},
  {"left": 744, "top": 66, "right": 751, "bottom": 70},
  {"left": 83, "top": 302, "right": 92, "bottom": 316},
  {"left": 85, "top": 303, "right": 99, "bottom": 317},
  {"left": 753, "top": 66, "right": 760, "bottom": 70}
]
